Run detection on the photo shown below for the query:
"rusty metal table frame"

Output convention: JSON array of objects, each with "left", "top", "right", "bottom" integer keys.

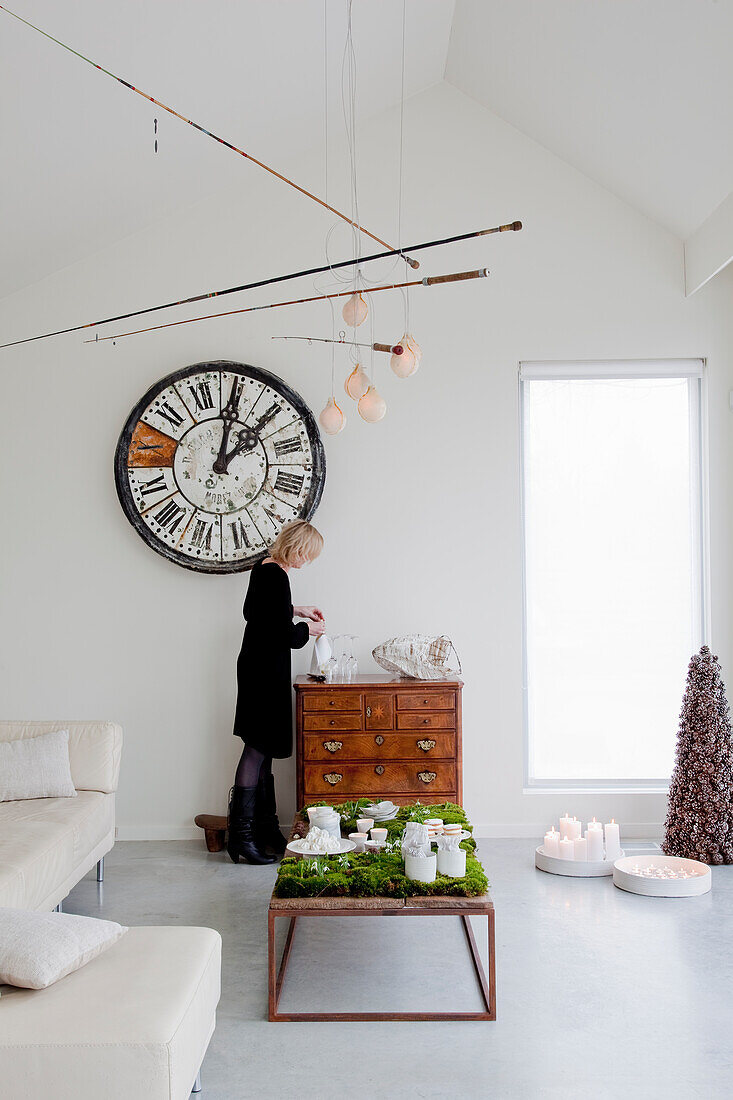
[{"left": 267, "top": 896, "right": 496, "bottom": 1022}]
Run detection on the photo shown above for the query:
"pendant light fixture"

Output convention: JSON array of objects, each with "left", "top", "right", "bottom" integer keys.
[
  {"left": 342, "top": 291, "right": 368, "bottom": 327},
  {"left": 390, "top": 332, "right": 421, "bottom": 378},
  {"left": 357, "top": 385, "right": 387, "bottom": 423},
  {"left": 344, "top": 362, "right": 370, "bottom": 400},
  {"left": 318, "top": 396, "right": 346, "bottom": 435}
]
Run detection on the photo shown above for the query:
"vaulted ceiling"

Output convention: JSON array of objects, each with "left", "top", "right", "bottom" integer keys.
[{"left": 2, "top": 0, "right": 732, "bottom": 300}]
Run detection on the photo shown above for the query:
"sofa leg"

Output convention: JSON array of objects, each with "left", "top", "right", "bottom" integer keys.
[
  {"left": 96, "top": 857, "right": 105, "bottom": 883},
  {"left": 54, "top": 902, "right": 62, "bottom": 913},
  {"left": 192, "top": 1070, "right": 202, "bottom": 1093}
]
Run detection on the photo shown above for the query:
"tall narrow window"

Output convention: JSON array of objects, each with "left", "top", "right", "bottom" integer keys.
[{"left": 520, "top": 360, "right": 706, "bottom": 788}]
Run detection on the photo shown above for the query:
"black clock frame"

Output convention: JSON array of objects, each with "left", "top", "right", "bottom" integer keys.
[{"left": 114, "top": 359, "right": 326, "bottom": 574}]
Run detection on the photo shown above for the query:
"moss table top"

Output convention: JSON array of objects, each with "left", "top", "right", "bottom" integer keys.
[{"left": 271, "top": 801, "right": 490, "bottom": 906}]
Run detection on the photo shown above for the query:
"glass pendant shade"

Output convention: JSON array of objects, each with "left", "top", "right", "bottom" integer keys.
[
  {"left": 342, "top": 292, "right": 368, "bottom": 327},
  {"left": 318, "top": 396, "right": 346, "bottom": 435},
  {"left": 391, "top": 333, "right": 422, "bottom": 378},
  {"left": 357, "top": 385, "right": 387, "bottom": 423},
  {"left": 344, "top": 363, "right": 370, "bottom": 401}
]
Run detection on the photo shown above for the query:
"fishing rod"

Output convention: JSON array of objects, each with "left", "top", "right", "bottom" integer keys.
[
  {"left": 84, "top": 268, "right": 490, "bottom": 344},
  {"left": 0, "top": 4, "right": 417, "bottom": 266},
  {"left": 0, "top": 222, "right": 520, "bottom": 351},
  {"left": 273, "top": 335, "right": 405, "bottom": 355}
]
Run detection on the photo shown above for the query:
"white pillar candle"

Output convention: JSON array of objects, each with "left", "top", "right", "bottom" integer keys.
[
  {"left": 604, "top": 820, "right": 621, "bottom": 861},
  {"left": 559, "top": 836, "right": 575, "bottom": 860},
  {"left": 573, "top": 836, "right": 588, "bottom": 861},
  {"left": 559, "top": 814, "right": 574, "bottom": 840},
  {"left": 585, "top": 825, "right": 604, "bottom": 861},
  {"left": 568, "top": 817, "right": 582, "bottom": 841},
  {"left": 544, "top": 828, "right": 560, "bottom": 857}
]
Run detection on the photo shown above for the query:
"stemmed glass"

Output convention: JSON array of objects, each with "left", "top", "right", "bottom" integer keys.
[{"left": 346, "top": 635, "right": 358, "bottom": 681}]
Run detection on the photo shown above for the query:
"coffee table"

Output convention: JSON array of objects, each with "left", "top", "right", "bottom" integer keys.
[{"left": 268, "top": 883, "right": 495, "bottom": 1022}]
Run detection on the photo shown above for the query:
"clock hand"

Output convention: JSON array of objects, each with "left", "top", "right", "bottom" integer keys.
[
  {"left": 222, "top": 401, "right": 281, "bottom": 470},
  {"left": 212, "top": 377, "right": 243, "bottom": 474}
]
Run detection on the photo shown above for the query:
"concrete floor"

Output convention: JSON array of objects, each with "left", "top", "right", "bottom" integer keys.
[{"left": 67, "top": 839, "right": 733, "bottom": 1100}]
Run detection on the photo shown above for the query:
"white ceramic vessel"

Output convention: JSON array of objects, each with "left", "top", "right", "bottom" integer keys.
[
  {"left": 612, "top": 855, "right": 711, "bottom": 897},
  {"left": 286, "top": 838, "right": 356, "bottom": 858},
  {"left": 436, "top": 848, "right": 467, "bottom": 878},
  {"left": 405, "top": 852, "right": 437, "bottom": 883}
]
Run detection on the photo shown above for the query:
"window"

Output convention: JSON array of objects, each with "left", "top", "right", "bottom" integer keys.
[{"left": 520, "top": 360, "right": 706, "bottom": 788}]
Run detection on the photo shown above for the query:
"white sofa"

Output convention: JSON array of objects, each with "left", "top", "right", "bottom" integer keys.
[
  {"left": 0, "top": 720, "right": 222, "bottom": 1098},
  {"left": 0, "top": 720, "right": 122, "bottom": 910}
]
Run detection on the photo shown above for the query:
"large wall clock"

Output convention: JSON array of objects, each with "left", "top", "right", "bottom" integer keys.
[{"left": 114, "top": 360, "right": 326, "bottom": 573}]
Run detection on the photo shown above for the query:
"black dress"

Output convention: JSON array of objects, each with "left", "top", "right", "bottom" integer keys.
[{"left": 233, "top": 560, "right": 309, "bottom": 757}]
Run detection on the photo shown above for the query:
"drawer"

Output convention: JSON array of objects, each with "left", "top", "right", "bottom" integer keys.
[
  {"left": 302, "top": 692, "right": 361, "bottom": 712},
  {"left": 397, "top": 692, "right": 455, "bottom": 711},
  {"left": 396, "top": 712, "right": 455, "bottom": 730},
  {"left": 303, "top": 731, "right": 456, "bottom": 762},
  {"left": 302, "top": 792, "right": 456, "bottom": 809},
  {"left": 303, "top": 761, "right": 456, "bottom": 796},
  {"left": 303, "top": 713, "right": 363, "bottom": 732}
]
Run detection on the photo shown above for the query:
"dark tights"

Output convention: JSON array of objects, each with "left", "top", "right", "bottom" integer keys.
[{"left": 235, "top": 744, "right": 273, "bottom": 788}]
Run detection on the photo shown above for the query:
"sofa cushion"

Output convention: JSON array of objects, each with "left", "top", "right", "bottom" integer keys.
[
  {"left": 0, "top": 907, "right": 127, "bottom": 988},
  {"left": 0, "top": 926, "right": 222, "bottom": 1100},
  {"left": 0, "top": 729, "right": 76, "bottom": 802},
  {"left": 0, "top": 792, "right": 115, "bottom": 909},
  {"left": 0, "top": 722, "right": 122, "bottom": 794}
]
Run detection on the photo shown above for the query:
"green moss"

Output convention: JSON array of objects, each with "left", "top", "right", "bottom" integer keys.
[{"left": 274, "top": 804, "right": 488, "bottom": 899}]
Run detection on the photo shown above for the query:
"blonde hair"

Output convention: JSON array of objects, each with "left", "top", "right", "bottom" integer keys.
[{"left": 269, "top": 520, "right": 323, "bottom": 566}]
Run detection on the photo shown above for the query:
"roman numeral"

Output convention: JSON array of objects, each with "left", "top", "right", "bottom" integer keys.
[
  {"left": 274, "top": 471, "right": 304, "bottom": 496},
  {"left": 253, "top": 402, "right": 280, "bottom": 433},
  {"left": 263, "top": 506, "right": 284, "bottom": 527},
  {"left": 157, "top": 401, "right": 184, "bottom": 429},
  {"left": 154, "top": 499, "right": 186, "bottom": 534},
  {"left": 229, "top": 519, "right": 251, "bottom": 551},
  {"left": 274, "top": 436, "right": 302, "bottom": 457},
  {"left": 187, "top": 381, "right": 214, "bottom": 412},
  {"left": 140, "top": 473, "right": 167, "bottom": 497},
  {"left": 190, "top": 520, "right": 213, "bottom": 550}
]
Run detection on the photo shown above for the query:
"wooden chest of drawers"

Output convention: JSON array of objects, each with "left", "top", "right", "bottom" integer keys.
[{"left": 294, "top": 675, "right": 463, "bottom": 808}]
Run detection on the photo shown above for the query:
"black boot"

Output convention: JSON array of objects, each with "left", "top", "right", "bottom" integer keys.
[
  {"left": 257, "top": 774, "right": 288, "bottom": 855},
  {"left": 227, "top": 785, "right": 275, "bottom": 865}
]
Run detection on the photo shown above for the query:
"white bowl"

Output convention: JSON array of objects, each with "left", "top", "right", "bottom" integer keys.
[{"left": 613, "top": 855, "right": 711, "bottom": 897}]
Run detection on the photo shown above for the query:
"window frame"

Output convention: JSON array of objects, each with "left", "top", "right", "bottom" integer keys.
[{"left": 519, "top": 359, "right": 709, "bottom": 793}]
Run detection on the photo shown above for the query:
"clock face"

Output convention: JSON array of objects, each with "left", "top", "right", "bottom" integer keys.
[{"left": 114, "top": 360, "right": 326, "bottom": 573}]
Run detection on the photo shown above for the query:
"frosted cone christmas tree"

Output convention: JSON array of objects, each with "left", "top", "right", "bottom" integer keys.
[{"left": 663, "top": 646, "right": 733, "bottom": 864}]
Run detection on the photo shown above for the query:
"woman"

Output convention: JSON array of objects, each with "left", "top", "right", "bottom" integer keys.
[{"left": 228, "top": 519, "right": 325, "bottom": 865}]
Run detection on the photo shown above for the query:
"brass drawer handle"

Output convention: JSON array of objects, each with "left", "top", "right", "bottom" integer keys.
[
  {"left": 323, "top": 741, "right": 342, "bottom": 753},
  {"left": 418, "top": 770, "right": 437, "bottom": 784},
  {"left": 423, "top": 718, "right": 430, "bottom": 725},
  {"left": 323, "top": 772, "right": 342, "bottom": 786},
  {"left": 366, "top": 706, "right": 372, "bottom": 717},
  {"left": 375, "top": 765, "right": 385, "bottom": 776},
  {"left": 417, "top": 739, "right": 436, "bottom": 752},
  {"left": 375, "top": 735, "right": 384, "bottom": 746}
]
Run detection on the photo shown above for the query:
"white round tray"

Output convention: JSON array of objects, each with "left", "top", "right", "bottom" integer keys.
[
  {"left": 286, "top": 838, "right": 356, "bottom": 858},
  {"left": 613, "top": 855, "right": 711, "bottom": 897},
  {"left": 535, "top": 845, "right": 622, "bottom": 877}
]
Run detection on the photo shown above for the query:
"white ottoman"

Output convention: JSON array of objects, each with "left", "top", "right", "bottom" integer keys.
[{"left": 0, "top": 926, "right": 221, "bottom": 1100}]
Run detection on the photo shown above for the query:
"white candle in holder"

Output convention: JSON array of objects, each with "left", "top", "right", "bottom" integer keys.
[
  {"left": 573, "top": 836, "right": 588, "bottom": 861},
  {"left": 559, "top": 814, "right": 574, "bottom": 840},
  {"left": 604, "top": 820, "right": 621, "bottom": 861},
  {"left": 559, "top": 836, "right": 575, "bottom": 860},
  {"left": 586, "top": 825, "right": 604, "bottom": 861},
  {"left": 568, "top": 817, "right": 582, "bottom": 841},
  {"left": 544, "top": 828, "right": 560, "bottom": 857}
]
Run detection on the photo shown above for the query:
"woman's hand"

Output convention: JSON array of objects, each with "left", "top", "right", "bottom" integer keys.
[
  {"left": 308, "top": 620, "right": 326, "bottom": 637},
  {"left": 295, "top": 606, "right": 325, "bottom": 622}
]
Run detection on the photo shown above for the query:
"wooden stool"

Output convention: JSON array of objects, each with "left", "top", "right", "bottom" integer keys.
[{"left": 194, "top": 814, "right": 227, "bottom": 852}]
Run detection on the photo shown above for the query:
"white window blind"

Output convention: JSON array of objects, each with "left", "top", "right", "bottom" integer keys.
[{"left": 520, "top": 360, "right": 706, "bottom": 787}]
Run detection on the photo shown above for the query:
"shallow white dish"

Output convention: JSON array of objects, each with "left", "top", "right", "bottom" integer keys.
[
  {"left": 535, "top": 844, "right": 623, "bottom": 877},
  {"left": 613, "top": 854, "right": 711, "bottom": 897},
  {"left": 286, "top": 838, "right": 356, "bottom": 858}
]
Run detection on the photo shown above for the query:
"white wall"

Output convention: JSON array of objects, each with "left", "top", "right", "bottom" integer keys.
[{"left": 2, "top": 82, "right": 732, "bottom": 839}]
